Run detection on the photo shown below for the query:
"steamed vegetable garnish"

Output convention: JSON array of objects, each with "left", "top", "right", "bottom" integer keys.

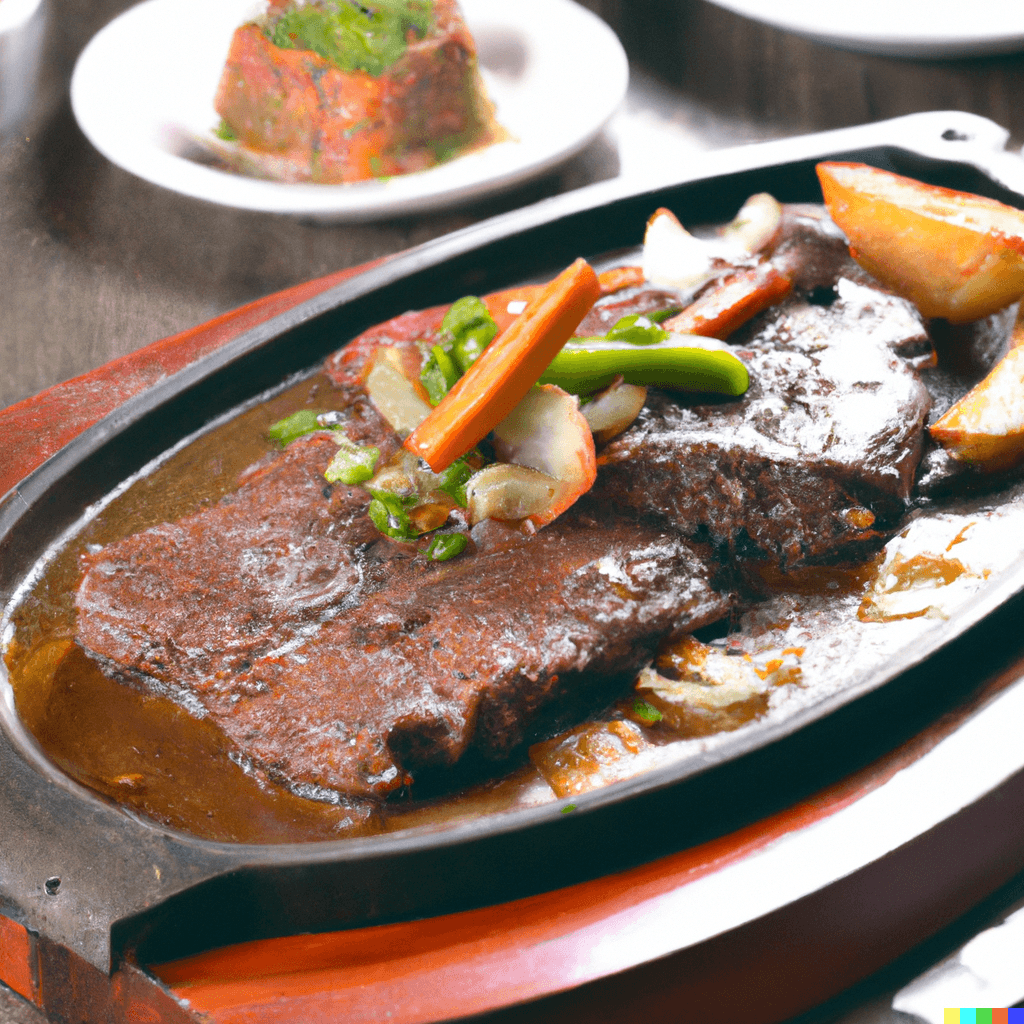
[
  {"left": 579, "top": 378, "right": 647, "bottom": 443},
  {"left": 268, "top": 409, "right": 325, "bottom": 446},
  {"left": 632, "top": 698, "right": 663, "bottom": 724},
  {"left": 484, "top": 384, "right": 597, "bottom": 527},
  {"left": 367, "top": 488, "right": 419, "bottom": 540},
  {"left": 540, "top": 337, "right": 749, "bottom": 397},
  {"left": 641, "top": 194, "right": 784, "bottom": 296},
  {"left": 364, "top": 346, "right": 433, "bottom": 435},
  {"left": 324, "top": 437, "right": 380, "bottom": 485},
  {"left": 817, "top": 161, "right": 1024, "bottom": 323},
  {"left": 645, "top": 307, "right": 682, "bottom": 324},
  {"left": 406, "top": 258, "right": 602, "bottom": 473},
  {"left": 424, "top": 532, "right": 469, "bottom": 561},
  {"left": 642, "top": 207, "right": 720, "bottom": 292},
  {"left": 440, "top": 295, "right": 499, "bottom": 369},
  {"left": 420, "top": 344, "right": 461, "bottom": 406},
  {"left": 718, "top": 192, "right": 783, "bottom": 256},
  {"left": 434, "top": 457, "right": 475, "bottom": 507}
]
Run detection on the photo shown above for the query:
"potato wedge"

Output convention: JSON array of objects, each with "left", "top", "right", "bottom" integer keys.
[
  {"left": 817, "top": 162, "right": 1024, "bottom": 323},
  {"left": 929, "top": 344, "right": 1024, "bottom": 470}
]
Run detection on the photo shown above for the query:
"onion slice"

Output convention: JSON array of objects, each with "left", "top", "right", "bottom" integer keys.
[
  {"left": 468, "top": 384, "right": 597, "bottom": 528},
  {"left": 580, "top": 377, "right": 647, "bottom": 443},
  {"left": 642, "top": 195, "right": 783, "bottom": 292},
  {"left": 363, "top": 346, "right": 432, "bottom": 436},
  {"left": 719, "top": 192, "right": 783, "bottom": 256},
  {"left": 642, "top": 207, "right": 718, "bottom": 292}
]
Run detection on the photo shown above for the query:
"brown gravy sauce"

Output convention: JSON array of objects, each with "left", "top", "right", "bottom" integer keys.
[{"left": 2, "top": 372, "right": 877, "bottom": 844}]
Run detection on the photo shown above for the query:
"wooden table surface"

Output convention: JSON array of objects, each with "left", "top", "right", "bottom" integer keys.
[
  {"left": 5, "top": 1, "right": 1024, "bottom": 1021},
  {"left": 6, "top": 0, "right": 1024, "bottom": 414}
]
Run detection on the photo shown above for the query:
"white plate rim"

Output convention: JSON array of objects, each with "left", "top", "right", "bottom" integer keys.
[
  {"left": 702, "top": 0, "right": 1024, "bottom": 58},
  {"left": 70, "top": 0, "right": 629, "bottom": 220}
]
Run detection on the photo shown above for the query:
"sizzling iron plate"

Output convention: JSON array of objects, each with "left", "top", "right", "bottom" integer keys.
[{"left": 4, "top": 111, "right": 1024, "bottom": 974}]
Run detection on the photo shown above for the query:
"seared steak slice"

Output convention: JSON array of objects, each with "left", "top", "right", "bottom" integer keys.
[
  {"left": 179, "top": 508, "right": 728, "bottom": 799},
  {"left": 596, "top": 279, "right": 933, "bottom": 565},
  {"left": 75, "top": 416, "right": 398, "bottom": 702},
  {"left": 77, "top": 463, "right": 730, "bottom": 799}
]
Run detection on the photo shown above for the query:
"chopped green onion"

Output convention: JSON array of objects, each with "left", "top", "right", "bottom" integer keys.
[
  {"left": 646, "top": 307, "right": 682, "bottom": 324},
  {"left": 605, "top": 314, "right": 669, "bottom": 346},
  {"left": 441, "top": 295, "right": 497, "bottom": 344},
  {"left": 539, "top": 338, "right": 749, "bottom": 396},
  {"left": 421, "top": 344, "right": 461, "bottom": 405},
  {"left": 441, "top": 296, "right": 498, "bottom": 373},
  {"left": 451, "top": 324, "right": 495, "bottom": 373},
  {"left": 632, "top": 699, "right": 663, "bottom": 724},
  {"left": 214, "top": 119, "right": 237, "bottom": 142},
  {"left": 561, "top": 803, "right": 576, "bottom": 814},
  {"left": 367, "top": 489, "right": 419, "bottom": 540},
  {"left": 420, "top": 295, "right": 499, "bottom": 403},
  {"left": 324, "top": 438, "right": 380, "bottom": 485},
  {"left": 424, "top": 532, "right": 468, "bottom": 561},
  {"left": 267, "top": 409, "right": 324, "bottom": 446},
  {"left": 434, "top": 458, "right": 474, "bottom": 507}
]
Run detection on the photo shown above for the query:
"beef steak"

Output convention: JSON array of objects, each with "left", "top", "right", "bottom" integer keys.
[
  {"left": 76, "top": 438, "right": 731, "bottom": 801},
  {"left": 74, "top": 203, "right": 937, "bottom": 804},
  {"left": 596, "top": 278, "right": 933, "bottom": 565}
]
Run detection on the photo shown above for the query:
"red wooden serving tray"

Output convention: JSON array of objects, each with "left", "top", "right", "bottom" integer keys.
[{"left": 5, "top": 112, "right": 1024, "bottom": 1023}]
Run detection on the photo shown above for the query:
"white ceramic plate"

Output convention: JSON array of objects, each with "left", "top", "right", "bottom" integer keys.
[
  {"left": 703, "top": 0, "right": 1024, "bottom": 58},
  {"left": 70, "top": 0, "right": 628, "bottom": 220}
]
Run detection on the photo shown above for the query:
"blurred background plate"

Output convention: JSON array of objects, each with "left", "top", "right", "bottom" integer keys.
[
  {"left": 0, "top": 0, "right": 46, "bottom": 137},
  {"left": 69, "top": 0, "right": 628, "bottom": 221},
  {"left": 701, "top": 0, "right": 1024, "bottom": 58}
]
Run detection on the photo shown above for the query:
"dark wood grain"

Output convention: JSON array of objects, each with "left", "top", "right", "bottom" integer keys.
[
  {"left": 584, "top": 0, "right": 1024, "bottom": 145},
  {"left": 5, "top": 0, "right": 1024, "bottom": 414}
]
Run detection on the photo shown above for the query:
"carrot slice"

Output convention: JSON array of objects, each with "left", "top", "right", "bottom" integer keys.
[
  {"left": 482, "top": 267, "right": 643, "bottom": 335},
  {"left": 663, "top": 263, "right": 792, "bottom": 339},
  {"left": 597, "top": 265, "right": 645, "bottom": 295},
  {"left": 405, "top": 258, "right": 601, "bottom": 472}
]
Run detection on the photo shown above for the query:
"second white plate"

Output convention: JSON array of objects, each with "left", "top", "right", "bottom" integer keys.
[
  {"left": 704, "top": 0, "right": 1024, "bottom": 58},
  {"left": 70, "top": 0, "right": 629, "bottom": 220}
]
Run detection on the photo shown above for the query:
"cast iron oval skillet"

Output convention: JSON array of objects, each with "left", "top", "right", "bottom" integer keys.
[{"left": 3, "top": 112, "right": 1024, "bottom": 974}]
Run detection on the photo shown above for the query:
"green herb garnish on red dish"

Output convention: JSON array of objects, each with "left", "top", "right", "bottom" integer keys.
[
  {"left": 213, "top": 118, "right": 237, "bottom": 142},
  {"left": 266, "top": 0, "right": 433, "bottom": 78}
]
